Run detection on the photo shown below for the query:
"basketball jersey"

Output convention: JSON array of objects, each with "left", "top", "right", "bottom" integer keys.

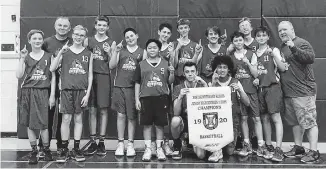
[
  {"left": 257, "top": 47, "right": 279, "bottom": 87},
  {"left": 159, "top": 46, "right": 171, "bottom": 62},
  {"left": 21, "top": 52, "right": 52, "bottom": 89},
  {"left": 139, "top": 59, "right": 170, "bottom": 98},
  {"left": 87, "top": 37, "right": 113, "bottom": 74},
  {"left": 231, "top": 50, "right": 257, "bottom": 93},
  {"left": 176, "top": 40, "right": 197, "bottom": 76},
  {"left": 246, "top": 39, "right": 259, "bottom": 52},
  {"left": 199, "top": 44, "right": 226, "bottom": 77},
  {"left": 60, "top": 48, "right": 91, "bottom": 90},
  {"left": 42, "top": 36, "right": 72, "bottom": 57},
  {"left": 114, "top": 47, "right": 144, "bottom": 88},
  {"left": 213, "top": 78, "right": 240, "bottom": 114}
]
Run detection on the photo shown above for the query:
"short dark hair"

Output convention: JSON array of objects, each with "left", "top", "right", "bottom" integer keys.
[
  {"left": 145, "top": 39, "right": 162, "bottom": 50},
  {"left": 254, "top": 26, "right": 271, "bottom": 37},
  {"left": 211, "top": 55, "right": 235, "bottom": 77},
  {"left": 177, "top": 19, "right": 191, "bottom": 27},
  {"left": 95, "top": 15, "right": 110, "bottom": 25},
  {"left": 123, "top": 28, "right": 137, "bottom": 36},
  {"left": 27, "top": 29, "right": 44, "bottom": 40},
  {"left": 159, "top": 22, "right": 172, "bottom": 32},
  {"left": 230, "top": 31, "right": 245, "bottom": 42},
  {"left": 239, "top": 17, "right": 252, "bottom": 26},
  {"left": 205, "top": 26, "right": 221, "bottom": 37},
  {"left": 183, "top": 62, "right": 197, "bottom": 71}
]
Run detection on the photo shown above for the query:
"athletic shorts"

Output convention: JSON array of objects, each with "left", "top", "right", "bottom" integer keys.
[
  {"left": 139, "top": 95, "right": 169, "bottom": 126},
  {"left": 19, "top": 88, "right": 49, "bottom": 130},
  {"left": 60, "top": 90, "right": 88, "bottom": 114},
  {"left": 258, "top": 83, "right": 282, "bottom": 114},
  {"left": 284, "top": 95, "right": 317, "bottom": 129},
  {"left": 111, "top": 87, "right": 136, "bottom": 120},
  {"left": 90, "top": 73, "right": 111, "bottom": 108},
  {"left": 241, "top": 92, "right": 260, "bottom": 117}
]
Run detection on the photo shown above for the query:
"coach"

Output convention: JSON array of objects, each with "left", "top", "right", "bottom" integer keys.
[{"left": 278, "top": 21, "right": 320, "bottom": 163}]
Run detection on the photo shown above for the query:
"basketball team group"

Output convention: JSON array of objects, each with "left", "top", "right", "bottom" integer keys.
[{"left": 17, "top": 15, "right": 320, "bottom": 164}]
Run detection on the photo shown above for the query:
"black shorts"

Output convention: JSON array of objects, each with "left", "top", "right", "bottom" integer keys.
[
  {"left": 60, "top": 90, "right": 88, "bottom": 114},
  {"left": 241, "top": 92, "right": 260, "bottom": 117},
  {"left": 259, "top": 83, "right": 282, "bottom": 114},
  {"left": 139, "top": 95, "right": 169, "bottom": 126},
  {"left": 19, "top": 88, "right": 49, "bottom": 130},
  {"left": 90, "top": 73, "right": 111, "bottom": 108},
  {"left": 111, "top": 87, "right": 136, "bottom": 120}
]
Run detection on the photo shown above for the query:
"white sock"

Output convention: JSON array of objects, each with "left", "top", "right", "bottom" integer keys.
[
  {"left": 145, "top": 140, "right": 151, "bottom": 148},
  {"left": 258, "top": 140, "right": 265, "bottom": 146},
  {"left": 156, "top": 140, "right": 163, "bottom": 148}
]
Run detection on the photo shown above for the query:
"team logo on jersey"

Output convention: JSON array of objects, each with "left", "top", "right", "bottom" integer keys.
[
  {"left": 122, "top": 57, "right": 136, "bottom": 71},
  {"left": 31, "top": 66, "right": 47, "bottom": 81},
  {"left": 235, "top": 66, "right": 250, "bottom": 79},
  {"left": 69, "top": 59, "right": 86, "bottom": 74},
  {"left": 205, "top": 64, "right": 212, "bottom": 71},
  {"left": 203, "top": 112, "right": 218, "bottom": 130},
  {"left": 93, "top": 46, "right": 104, "bottom": 60},
  {"left": 257, "top": 61, "right": 267, "bottom": 75},
  {"left": 147, "top": 71, "right": 163, "bottom": 87}
]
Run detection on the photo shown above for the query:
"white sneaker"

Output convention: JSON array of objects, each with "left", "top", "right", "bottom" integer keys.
[
  {"left": 115, "top": 142, "right": 125, "bottom": 156},
  {"left": 156, "top": 147, "right": 167, "bottom": 161},
  {"left": 151, "top": 141, "right": 157, "bottom": 157},
  {"left": 142, "top": 147, "right": 152, "bottom": 162},
  {"left": 163, "top": 141, "right": 173, "bottom": 156},
  {"left": 208, "top": 149, "right": 223, "bottom": 162},
  {"left": 126, "top": 142, "right": 136, "bottom": 157}
]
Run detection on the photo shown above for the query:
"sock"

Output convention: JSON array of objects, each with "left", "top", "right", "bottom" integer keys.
[
  {"left": 145, "top": 140, "right": 151, "bottom": 148},
  {"left": 90, "top": 135, "right": 96, "bottom": 142},
  {"left": 118, "top": 138, "right": 124, "bottom": 142},
  {"left": 62, "top": 140, "right": 68, "bottom": 149},
  {"left": 30, "top": 141, "right": 37, "bottom": 150},
  {"left": 258, "top": 140, "right": 265, "bottom": 147},
  {"left": 173, "top": 139, "right": 182, "bottom": 150},
  {"left": 74, "top": 140, "right": 80, "bottom": 149},
  {"left": 156, "top": 140, "right": 163, "bottom": 148},
  {"left": 244, "top": 139, "right": 250, "bottom": 144},
  {"left": 128, "top": 139, "right": 134, "bottom": 144},
  {"left": 99, "top": 135, "right": 105, "bottom": 144}
]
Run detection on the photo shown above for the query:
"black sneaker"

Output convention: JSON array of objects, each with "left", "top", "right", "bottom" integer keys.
[
  {"left": 84, "top": 142, "right": 97, "bottom": 156},
  {"left": 301, "top": 150, "right": 320, "bottom": 163},
  {"left": 97, "top": 143, "right": 107, "bottom": 156},
  {"left": 235, "top": 135, "right": 243, "bottom": 151},
  {"left": 251, "top": 136, "right": 258, "bottom": 151},
  {"left": 43, "top": 147, "right": 53, "bottom": 161},
  {"left": 28, "top": 148, "right": 38, "bottom": 164},
  {"left": 38, "top": 146, "right": 45, "bottom": 158},
  {"left": 271, "top": 147, "right": 284, "bottom": 162},
  {"left": 71, "top": 148, "right": 86, "bottom": 162},
  {"left": 284, "top": 145, "right": 305, "bottom": 158},
  {"left": 266, "top": 144, "right": 275, "bottom": 153},
  {"left": 56, "top": 148, "right": 69, "bottom": 163},
  {"left": 172, "top": 147, "right": 183, "bottom": 160},
  {"left": 238, "top": 142, "right": 253, "bottom": 157}
]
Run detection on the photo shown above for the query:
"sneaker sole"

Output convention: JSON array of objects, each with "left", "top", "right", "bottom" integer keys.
[
  {"left": 271, "top": 157, "right": 284, "bottom": 162},
  {"left": 300, "top": 159, "right": 320, "bottom": 164},
  {"left": 56, "top": 159, "right": 68, "bottom": 163},
  {"left": 172, "top": 157, "right": 182, "bottom": 160},
  {"left": 284, "top": 154, "right": 298, "bottom": 158},
  {"left": 97, "top": 152, "right": 107, "bottom": 156},
  {"left": 72, "top": 157, "right": 86, "bottom": 162},
  {"left": 126, "top": 153, "right": 136, "bottom": 157},
  {"left": 142, "top": 158, "right": 151, "bottom": 162},
  {"left": 158, "top": 158, "right": 167, "bottom": 161}
]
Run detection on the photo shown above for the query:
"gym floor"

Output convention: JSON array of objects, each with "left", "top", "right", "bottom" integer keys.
[{"left": 1, "top": 138, "right": 325, "bottom": 168}]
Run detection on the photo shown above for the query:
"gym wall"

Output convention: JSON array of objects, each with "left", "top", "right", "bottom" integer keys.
[{"left": 18, "top": 0, "right": 326, "bottom": 141}]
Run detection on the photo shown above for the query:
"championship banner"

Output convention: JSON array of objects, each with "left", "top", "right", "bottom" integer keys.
[{"left": 187, "top": 87, "right": 233, "bottom": 152}]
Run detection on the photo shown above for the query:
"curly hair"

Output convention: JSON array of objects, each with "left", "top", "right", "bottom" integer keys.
[{"left": 211, "top": 55, "right": 235, "bottom": 77}]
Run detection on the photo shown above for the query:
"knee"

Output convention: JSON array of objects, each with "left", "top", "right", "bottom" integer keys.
[
  {"left": 62, "top": 114, "right": 72, "bottom": 123},
  {"left": 241, "top": 116, "right": 248, "bottom": 122},
  {"left": 100, "top": 108, "right": 108, "bottom": 115},
  {"left": 195, "top": 149, "right": 206, "bottom": 160},
  {"left": 170, "top": 116, "right": 182, "bottom": 129},
  {"left": 74, "top": 114, "right": 83, "bottom": 124},
  {"left": 253, "top": 117, "right": 262, "bottom": 124},
  {"left": 225, "top": 143, "right": 235, "bottom": 155},
  {"left": 117, "top": 112, "right": 126, "bottom": 120},
  {"left": 271, "top": 113, "right": 282, "bottom": 123},
  {"left": 90, "top": 107, "right": 97, "bottom": 115}
]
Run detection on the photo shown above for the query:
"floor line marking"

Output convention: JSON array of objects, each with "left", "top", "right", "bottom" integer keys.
[{"left": 42, "top": 161, "right": 54, "bottom": 169}]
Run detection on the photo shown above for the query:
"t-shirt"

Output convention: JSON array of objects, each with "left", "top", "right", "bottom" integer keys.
[
  {"left": 87, "top": 37, "right": 113, "bottom": 74},
  {"left": 113, "top": 47, "right": 144, "bottom": 88},
  {"left": 172, "top": 81, "right": 206, "bottom": 118},
  {"left": 175, "top": 40, "right": 197, "bottom": 76},
  {"left": 134, "top": 58, "right": 170, "bottom": 97},
  {"left": 21, "top": 52, "right": 52, "bottom": 89},
  {"left": 280, "top": 36, "right": 316, "bottom": 97},
  {"left": 198, "top": 44, "right": 226, "bottom": 78},
  {"left": 231, "top": 50, "right": 257, "bottom": 93},
  {"left": 42, "top": 36, "right": 72, "bottom": 57},
  {"left": 60, "top": 48, "right": 91, "bottom": 90},
  {"left": 257, "top": 47, "right": 279, "bottom": 87}
]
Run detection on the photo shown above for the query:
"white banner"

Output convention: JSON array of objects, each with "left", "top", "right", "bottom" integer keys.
[{"left": 187, "top": 87, "right": 233, "bottom": 152}]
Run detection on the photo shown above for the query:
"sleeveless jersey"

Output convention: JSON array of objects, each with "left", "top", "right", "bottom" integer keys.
[
  {"left": 246, "top": 39, "right": 259, "bottom": 52},
  {"left": 114, "top": 47, "right": 144, "bottom": 88},
  {"left": 231, "top": 50, "right": 257, "bottom": 93},
  {"left": 87, "top": 37, "right": 113, "bottom": 74},
  {"left": 176, "top": 40, "right": 197, "bottom": 76},
  {"left": 60, "top": 48, "right": 91, "bottom": 90},
  {"left": 257, "top": 47, "right": 279, "bottom": 87},
  {"left": 199, "top": 44, "right": 226, "bottom": 77},
  {"left": 139, "top": 59, "right": 170, "bottom": 98},
  {"left": 213, "top": 78, "right": 241, "bottom": 115},
  {"left": 21, "top": 52, "right": 52, "bottom": 89},
  {"left": 159, "top": 45, "right": 171, "bottom": 62}
]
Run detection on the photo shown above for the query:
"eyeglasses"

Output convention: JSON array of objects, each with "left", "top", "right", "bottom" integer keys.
[{"left": 73, "top": 33, "right": 86, "bottom": 38}]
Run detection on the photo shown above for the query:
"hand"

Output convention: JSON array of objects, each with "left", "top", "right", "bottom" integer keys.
[
  {"left": 212, "top": 71, "right": 220, "bottom": 81},
  {"left": 194, "top": 76, "right": 204, "bottom": 83},
  {"left": 208, "top": 82, "right": 212, "bottom": 87},
  {"left": 266, "top": 47, "right": 273, "bottom": 55},
  {"left": 230, "top": 83, "right": 240, "bottom": 92},
  {"left": 179, "top": 58, "right": 188, "bottom": 63},
  {"left": 253, "top": 78, "right": 259, "bottom": 86},
  {"left": 179, "top": 88, "right": 190, "bottom": 99},
  {"left": 168, "top": 42, "right": 174, "bottom": 53},
  {"left": 168, "top": 65, "right": 175, "bottom": 74},
  {"left": 195, "top": 39, "right": 203, "bottom": 54},
  {"left": 61, "top": 40, "right": 70, "bottom": 53},
  {"left": 227, "top": 44, "right": 235, "bottom": 53},
  {"left": 220, "top": 29, "right": 227, "bottom": 41},
  {"left": 242, "top": 56, "right": 250, "bottom": 64},
  {"left": 81, "top": 94, "right": 89, "bottom": 107},
  {"left": 135, "top": 99, "right": 141, "bottom": 111},
  {"left": 176, "top": 40, "right": 186, "bottom": 50},
  {"left": 49, "top": 96, "right": 55, "bottom": 109},
  {"left": 285, "top": 36, "right": 294, "bottom": 48},
  {"left": 284, "top": 62, "right": 290, "bottom": 70},
  {"left": 115, "top": 40, "right": 123, "bottom": 52},
  {"left": 103, "top": 43, "right": 111, "bottom": 53},
  {"left": 20, "top": 45, "right": 28, "bottom": 59}
]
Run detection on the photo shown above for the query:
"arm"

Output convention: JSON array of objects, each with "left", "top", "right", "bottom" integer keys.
[
  {"left": 50, "top": 49, "right": 64, "bottom": 72},
  {"left": 173, "top": 96, "right": 183, "bottom": 116},
  {"left": 109, "top": 50, "right": 120, "bottom": 69},
  {"left": 86, "top": 54, "right": 94, "bottom": 97},
  {"left": 245, "top": 53, "right": 258, "bottom": 78},
  {"left": 83, "top": 37, "right": 88, "bottom": 47},
  {"left": 236, "top": 82, "right": 250, "bottom": 106},
  {"left": 48, "top": 71, "right": 56, "bottom": 108},
  {"left": 135, "top": 83, "right": 141, "bottom": 110},
  {"left": 16, "top": 57, "right": 26, "bottom": 79},
  {"left": 290, "top": 41, "right": 315, "bottom": 64},
  {"left": 271, "top": 47, "right": 287, "bottom": 72}
]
